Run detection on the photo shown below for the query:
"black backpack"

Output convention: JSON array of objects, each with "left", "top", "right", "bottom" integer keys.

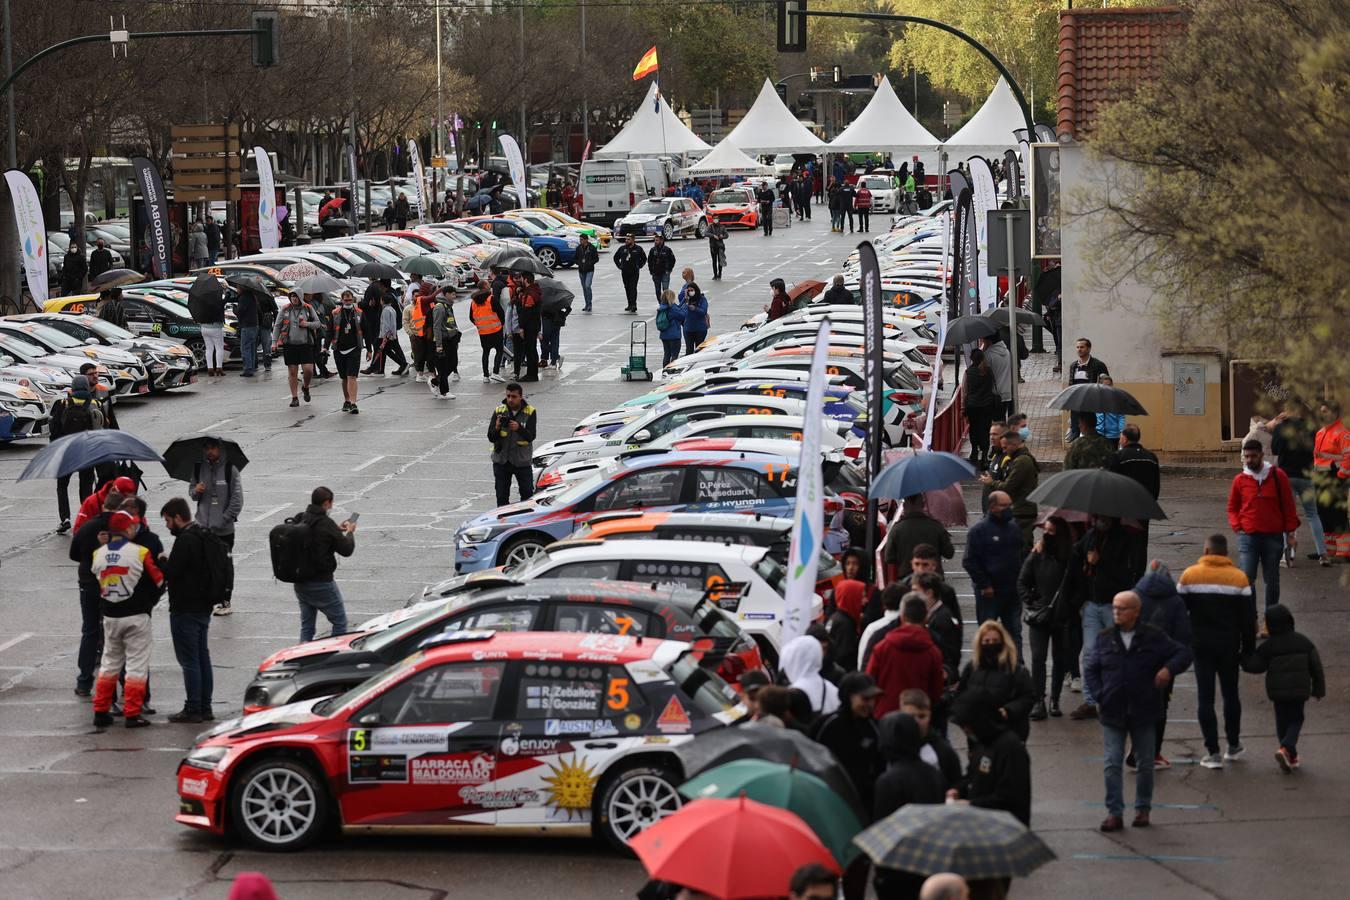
[
  {"left": 195, "top": 526, "right": 232, "bottom": 606},
  {"left": 268, "top": 514, "right": 314, "bottom": 583},
  {"left": 62, "top": 400, "right": 97, "bottom": 434}
]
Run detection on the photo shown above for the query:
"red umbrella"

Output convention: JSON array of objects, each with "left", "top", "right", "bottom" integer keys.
[
  {"left": 320, "top": 197, "right": 347, "bottom": 220},
  {"left": 630, "top": 796, "right": 839, "bottom": 899},
  {"left": 788, "top": 279, "right": 826, "bottom": 303}
]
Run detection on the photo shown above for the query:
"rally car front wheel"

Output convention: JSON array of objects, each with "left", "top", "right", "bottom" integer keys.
[
  {"left": 230, "top": 757, "right": 330, "bottom": 852},
  {"left": 594, "top": 763, "right": 682, "bottom": 853}
]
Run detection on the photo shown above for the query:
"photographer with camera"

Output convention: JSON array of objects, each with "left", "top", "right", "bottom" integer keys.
[{"left": 488, "top": 383, "right": 537, "bottom": 507}]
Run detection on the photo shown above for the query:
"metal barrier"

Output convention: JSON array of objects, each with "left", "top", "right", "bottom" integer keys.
[{"left": 928, "top": 384, "right": 967, "bottom": 453}]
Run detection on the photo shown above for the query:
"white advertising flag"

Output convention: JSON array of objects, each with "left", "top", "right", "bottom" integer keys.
[
  {"left": 252, "top": 147, "right": 279, "bottom": 250},
  {"left": 968, "top": 156, "right": 998, "bottom": 311},
  {"left": 5, "top": 170, "right": 47, "bottom": 304},
  {"left": 407, "top": 139, "right": 429, "bottom": 224},
  {"left": 498, "top": 134, "right": 528, "bottom": 211},
  {"left": 922, "top": 211, "right": 952, "bottom": 448},
  {"left": 783, "top": 319, "right": 832, "bottom": 643}
]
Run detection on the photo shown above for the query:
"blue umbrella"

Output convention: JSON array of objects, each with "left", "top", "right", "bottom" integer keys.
[
  {"left": 17, "top": 430, "right": 165, "bottom": 481},
  {"left": 464, "top": 193, "right": 493, "bottom": 210},
  {"left": 869, "top": 451, "right": 976, "bottom": 499}
]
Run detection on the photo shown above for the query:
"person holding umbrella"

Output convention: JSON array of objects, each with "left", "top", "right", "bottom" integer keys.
[
  {"left": 188, "top": 274, "right": 227, "bottom": 378},
  {"left": 962, "top": 349, "right": 1001, "bottom": 470},
  {"left": 50, "top": 375, "right": 106, "bottom": 533},
  {"left": 358, "top": 279, "right": 387, "bottom": 365},
  {"left": 271, "top": 291, "right": 320, "bottom": 407},
  {"left": 510, "top": 271, "right": 541, "bottom": 382},
  {"left": 186, "top": 437, "right": 243, "bottom": 616}
]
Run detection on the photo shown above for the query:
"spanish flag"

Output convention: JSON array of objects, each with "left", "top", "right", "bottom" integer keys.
[{"left": 632, "top": 46, "right": 659, "bottom": 81}]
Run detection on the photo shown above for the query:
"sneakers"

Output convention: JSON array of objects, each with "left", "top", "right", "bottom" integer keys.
[
  {"left": 302, "top": 386, "right": 311, "bottom": 403},
  {"left": 57, "top": 519, "right": 71, "bottom": 535},
  {"left": 1224, "top": 743, "right": 1245, "bottom": 761},
  {"left": 1069, "top": 676, "right": 1083, "bottom": 693},
  {"left": 1200, "top": 752, "right": 1224, "bottom": 769},
  {"left": 93, "top": 712, "right": 114, "bottom": 728},
  {"left": 413, "top": 373, "right": 425, "bottom": 383},
  {"left": 1275, "top": 747, "right": 1294, "bottom": 773},
  {"left": 1029, "top": 700, "right": 1047, "bottom": 721},
  {"left": 1069, "top": 703, "right": 1098, "bottom": 720},
  {"left": 349, "top": 404, "right": 359, "bottom": 415},
  {"left": 342, "top": 401, "right": 353, "bottom": 412},
  {"left": 289, "top": 397, "right": 300, "bottom": 408},
  {"left": 125, "top": 715, "right": 152, "bottom": 729},
  {"left": 438, "top": 391, "right": 455, "bottom": 400},
  {"left": 428, "top": 377, "right": 440, "bottom": 396},
  {"left": 212, "top": 601, "right": 232, "bottom": 617},
  {"left": 394, "top": 366, "right": 410, "bottom": 377},
  {"left": 74, "top": 685, "right": 91, "bottom": 698},
  {"left": 1154, "top": 754, "right": 1172, "bottom": 770},
  {"left": 1049, "top": 699, "right": 1062, "bottom": 718},
  {"left": 168, "top": 709, "right": 203, "bottom": 724},
  {"left": 489, "top": 374, "right": 506, "bottom": 383},
  {"left": 482, "top": 375, "right": 492, "bottom": 383}
]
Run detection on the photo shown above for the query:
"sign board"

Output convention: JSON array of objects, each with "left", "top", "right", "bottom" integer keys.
[
  {"left": 171, "top": 123, "right": 242, "bottom": 200},
  {"left": 1029, "top": 143, "right": 1061, "bottom": 258},
  {"left": 429, "top": 156, "right": 450, "bottom": 168},
  {"left": 1172, "top": 361, "right": 1206, "bottom": 417},
  {"left": 985, "top": 209, "right": 1031, "bottom": 277}
]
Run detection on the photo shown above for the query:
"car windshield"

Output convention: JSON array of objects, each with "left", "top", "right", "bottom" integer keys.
[
  {"left": 664, "top": 649, "right": 742, "bottom": 717},
  {"left": 0, "top": 334, "right": 45, "bottom": 360},
  {"left": 860, "top": 176, "right": 891, "bottom": 190},
  {"left": 709, "top": 190, "right": 748, "bottom": 205},
  {"left": 354, "top": 602, "right": 453, "bottom": 656},
  {"left": 313, "top": 651, "right": 425, "bottom": 717},
  {"left": 753, "top": 555, "right": 786, "bottom": 595},
  {"left": 10, "top": 323, "right": 82, "bottom": 349},
  {"left": 506, "top": 218, "right": 545, "bottom": 236},
  {"left": 537, "top": 469, "right": 606, "bottom": 508},
  {"left": 517, "top": 214, "right": 561, "bottom": 232},
  {"left": 428, "top": 228, "right": 473, "bottom": 248},
  {"left": 630, "top": 200, "right": 672, "bottom": 216},
  {"left": 773, "top": 154, "right": 794, "bottom": 165},
  {"left": 47, "top": 232, "right": 71, "bottom": 252}
]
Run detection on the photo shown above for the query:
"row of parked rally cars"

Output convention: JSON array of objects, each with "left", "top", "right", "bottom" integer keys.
[
  {"left": 173, "top": 211, "right": 950, "bottom": 855},
  {"left": 0, "top": 213, "right": 602, "bottom": 443}
]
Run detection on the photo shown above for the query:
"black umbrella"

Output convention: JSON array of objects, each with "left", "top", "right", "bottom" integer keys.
[
  {"left": 162, "top": 435, "right": 250, "bottom": 483},
  {"left": 186, "top": 274, "right": 226, "bottom": 323},
  {"left": 1033, "top": 266, "right": 1061, "bottom": 307},
  {"left": 397, "top": 255, "right": 450, "bottom": 278},
  {"left": 674, "top": 722, "right": 865, "bottom": 819},
  {"left": 323, "top": 218, "right": 354, "bottom": 230},
  {"left": 942, "top": 314, "right": 1000, "bottom": 347},
  {"left": 224, "top": 274, "right": 272, "bottom": 298},
  {"left": 539, "top": 279, "right": 574, "bottom": 315},
  {"left": 484, "top": 245, "right": 536, "bottom": 268},
  {"left": 465, "top": 193, "right": 493, "bottom": 210},
  {"left": 346, "top": 261, "right": 401, "bottom": 280},
  {"left": 1028, "top": 469, "right": 1166, "bottom": 520},
  {"left": 91, "top": 268, "right": 146, "bottom": 291},
  {"left": 982, "top": 304, "right": 1040, "bottom": 327},
  {"left": 18, "top": 431, "right": 164, "bottom": 481},
  {"left": 507, "top": 256, "right": 553, "bottom": 277},
  {"left": 1049, "top": 383, "right": 1149, "bottom": 415}
]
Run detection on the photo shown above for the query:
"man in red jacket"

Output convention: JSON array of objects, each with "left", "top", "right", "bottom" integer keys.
[
  {"left": 1227, "top": 440, "right": 1300, "bottom": 610},
  {"left": 73, "top": 475, "right": 137, "bottom": 530},
  {"left": 866, "top": 594, "right": 945, "bottom": 716}
]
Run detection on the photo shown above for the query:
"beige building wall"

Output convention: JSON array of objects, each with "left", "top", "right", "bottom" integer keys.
[{"left": 1058, "top": 146, "right": 1226, "bottom": 452}]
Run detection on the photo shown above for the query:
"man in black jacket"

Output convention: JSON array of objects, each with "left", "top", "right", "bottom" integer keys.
[
  {"left": 949, "top": 688, "right": 1032, "bottom": 826},
  {"left": 292, "top": 486, "right": 356, "bottom": 643},
  {"left": 1066, "top": 338, "right": 1110, "bottom": 440},
  {"left": 88, "top": 239, "right": 114, "bottom": 281},
  {"left": 814, "top": 673, "right": 883, "bottom": 813},
  {"left": 1111, "top": 424, "right": 1161, "bottom": 571},
  {"left": 1062, "top": 516, "right": 1143, "bottom": 720},
  {"left": 646, "top": 234, "right": 676, "bottom": 305},
  {"left": 755, "top": 182, "right": 775, "bottom": 236},
  {"left": 871, "top": 711, "right": 948, "bottom": 899},
  {"left": 820, "top": 274, "right": 853, "bottom": 306},
  {"left": 160, "top": 497, "right": 217, "bottom": 723},
  {"left": 883, "top": 493, "right": 955, "bottom": 581},
  {"left": 61, "top": 243, "right": 87, "bottom": 295},
  {"left": 575, "top": 233, "right": 599, "bottom": 311},
  {"left": 1085, "top": 590, "right": 1192, "bottom": 831},
  {"left": 613, "top": 236, "right": 646, "bottom": 312}
]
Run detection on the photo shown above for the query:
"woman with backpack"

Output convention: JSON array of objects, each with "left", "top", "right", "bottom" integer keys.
[
  {"left": 656, "top": 290, "right": 686, "bottom": 368},
  {"left": 679, "top": 282, "right": 709, "bottom": 356}
]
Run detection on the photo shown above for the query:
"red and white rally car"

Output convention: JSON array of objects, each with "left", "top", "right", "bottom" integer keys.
[
  {"left": 704, "top": 186, "right": 760, "bottom": 230},
  {"left": 177, "top": 631, "right": 744, "bottom": 852}
]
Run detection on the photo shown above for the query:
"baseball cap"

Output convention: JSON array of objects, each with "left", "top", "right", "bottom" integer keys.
[
  {"left": 739, "top": 670, "right": 771, "bottom": 696},
  {"left": 107, "top": 510, "right": 137, "bottom": 533},
  {"left": 837, "top": 672, "right": 884, "bottom": 701},
  {"left": 112, "top": 476, "right": 137, "bottom": 495}
]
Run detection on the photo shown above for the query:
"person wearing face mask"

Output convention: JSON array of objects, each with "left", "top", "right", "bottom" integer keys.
[
  {"left": 978, "top": 427, "right": 1039, "bottom": 551},
  {"left": 159, "top": 498, "right": 217, "bottom": 724},
  {"left": 270, "top": 292, "right": 320, "bottom": 408},
  {"left": 332, "top": 290, "right": 364, "bottom": 414},
  {"left": 947, "top": 688, "right": 1032, "bottom": 827},
  {"left": 1018, "top": 517, "right": 1074, "bottom": 720},
  {"left": 962, "top": 491, "right": 1025, "bottom": 661},
  {"left": 766, "top": 278, "right": 791, "bottom": 322},
  {"left": 956, "top": 621, "right": 1036, "bottom": 743}
]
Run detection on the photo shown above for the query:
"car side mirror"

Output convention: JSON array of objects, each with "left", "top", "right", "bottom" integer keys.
[
  {"left": 357, "top": 712, "right": 382, "bottom": 726},
  {"left": 632, "top": 429, "right": 652, "bottom": 444},
  {"left": 85, "top": 337, "right": 100, "bottom": 346},
  {"left": 0, "top": 355, "right": 12, "bottom": 367}
]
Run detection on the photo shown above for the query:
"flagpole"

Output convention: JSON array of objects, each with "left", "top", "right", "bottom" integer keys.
[{"left": 657, "top": 79, "right": 668, "bottom": 159}]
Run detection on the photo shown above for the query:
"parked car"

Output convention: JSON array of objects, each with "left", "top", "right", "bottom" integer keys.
[
  {"left": 457, "top": 217, "right": 579, "bottom": 269},
  {"left": 614, "top": 197, "right": 707, "bottom": 240},
  {"left": 703, "top": 187, "right": 760, "bottom": 230},
  {"left": 0, "top": 380, "right": 49, "bottom": 441},
  {"left": 10, "top": 312, "right": 195, "bottom": 391},
  {"left": 0, "top": 320, "right": 149, "bottom": 397}
]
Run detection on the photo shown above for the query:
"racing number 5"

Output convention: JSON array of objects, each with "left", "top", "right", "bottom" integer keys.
[
  {"left": 348, "top": 729, "right": 370, "bottom": 752},
  {"left": 606, "top": 677, "right": 630, "bottom": 711}
]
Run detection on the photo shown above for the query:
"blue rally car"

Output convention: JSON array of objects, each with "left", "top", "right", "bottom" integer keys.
[
  {"left": 462, "top": 216, "right": 580, "bottom": 269},
  {"left": 453, "top": 451, "right": 799, "bottom": 573}
]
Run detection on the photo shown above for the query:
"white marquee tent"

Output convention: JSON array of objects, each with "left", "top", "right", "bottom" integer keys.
[
  {"left": 944, "top": 77, "right": 1025, "bottom": 161},
  {"left": 595, "top": 82, "right": 712, "bottom": 157},
  {"left": 683, "top": 139, "right": 773, "bottom": 177},
  {"left": 723, "top": 79, "right": 827, "bottom": 154},
  {"left": 828, "top": 77, "right": 942, "bottom": 170}
]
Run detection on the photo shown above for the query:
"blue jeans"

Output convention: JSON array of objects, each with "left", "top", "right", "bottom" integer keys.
[
  {"left": 652, "top": 273, "right": 670, "bottom": 302},
  {"left": 1194, "top": 649, "right": 1242, "bottom": 753},
  {"left": 240, "top": 325, "right": 258, "bottom": 373},
  {"left": 1103, "top": 720, "right": 1156, "bottom": 816},
  {"left": 1238, "top": 531, "right": 1283, "bottom": 608},
  {"left": 579, "top": 270, "right": 594, "bottom": 310},
  {"left": 1288, "top": 477, "right": 1327, "bottom": 557},
  {"left": 975, "top": 590, "right": 1023, "bottom": 665},
  {"left": 170, "top": 612, "right": 213, "bottom": 713},
  {"left": 77, "top": 582, "right": 103, "bottom": 691},
  {"left": 295, "top": 581, "right": 349, "bottom": 643},
  {"left": 540, "top": 318, "right": 561, "bottom": 366},
  {"left": 1080, "top": 602, "right": 1113, "bottom": 707}
]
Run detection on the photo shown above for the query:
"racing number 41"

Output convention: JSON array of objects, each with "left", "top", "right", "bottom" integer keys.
[{"left": 606, "top": 677, "right": 630, "bottom": 711}]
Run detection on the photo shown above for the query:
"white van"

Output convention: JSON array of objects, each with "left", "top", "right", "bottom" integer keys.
[
  {"left": 579, "top": 159, "right": 648, "bottom": 226},
  {"left": 636, "top": 158, "right": 671, "bottom": 198}
]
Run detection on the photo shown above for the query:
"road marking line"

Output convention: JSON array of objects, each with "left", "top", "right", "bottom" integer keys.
[
  {"left": 352, "top": 455, "right": 385, "bottom": 472},
  {"left": 251, "top": 503, "right": 289, "bottom": 522},
  {"left": 1071, "top": 854, "right": 1224, "bottom": 863},
  {"left": 0, "top": 504, "right": 12, "bottom": 514},
  {"left": 0, "top": 633, "right": 32, "bottom": 654},
  {"left": 199, "top": 417, "right": 234, "bottom": 433}
]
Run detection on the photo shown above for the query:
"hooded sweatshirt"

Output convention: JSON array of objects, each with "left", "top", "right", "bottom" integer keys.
[
  {"left": 866, "top": 623, "right": 945, "bottom": 717},
  {"left": 779, "top": 636, "right": 839, "bottom": 715},
  {"left": 1227, "top": 460, "right": 1299, "bottom": 535},
  {"left": 1134, "top": 563, "right": 1193, "bottom": 646},
  {"left": 1241, "top": 604, "right": 1326, "bottom": 702},
  {"left": 873, "top": 712, "right": 946, "bottom": 820},
  {"left": 814, "top": 677, "right": 883, "bottom": 808},
  {"left": 826, "top": 579, "right": 866, "bottom": 669},
  {"left": 952, "top": 689, "right": 1032, "bottom": 826}
]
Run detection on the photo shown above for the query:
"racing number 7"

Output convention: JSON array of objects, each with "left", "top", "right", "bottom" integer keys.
[{"left": 606, "top": 677, "right": 630, "bottom": 711}]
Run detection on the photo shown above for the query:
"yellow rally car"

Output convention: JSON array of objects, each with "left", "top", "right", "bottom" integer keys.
[{"left": 508, "top": 208, "right": 612, "bottom": 248}]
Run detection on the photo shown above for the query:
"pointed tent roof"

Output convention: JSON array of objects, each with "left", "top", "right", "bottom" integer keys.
[
  {"left": 723, "top": 79, "right": 827, "bottom": 154},
  {"left": 685, "top": 138, "right": 774, "bottom": 177},
  {"left": 944, "top": 77, "right": 1024, "bottom": 158},
  {"left": 828, "top": 78, "right": 940, "bottom": 153},
  {"left": 595, "top": 82, "right": 712, "bottom": 158}
]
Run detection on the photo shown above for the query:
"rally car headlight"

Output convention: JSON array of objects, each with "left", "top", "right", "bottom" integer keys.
[
  {"left": 185, "top": 746, "right": 229, "bottom": 771},
  {"left": 459, "top": 526, "right": 496, "bottom": 544},
  {"left": 533, "top": 453, "right": 564, "bottom": 469}
]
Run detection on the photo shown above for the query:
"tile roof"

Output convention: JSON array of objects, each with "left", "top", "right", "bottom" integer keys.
[{"left": 1057, "top": 6, "right": 1189, "bottom": 141}]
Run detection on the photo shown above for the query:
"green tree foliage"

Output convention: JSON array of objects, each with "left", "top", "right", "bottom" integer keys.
[{"left": 1087, "top": 0, "right": 1350, "bottom": 411}]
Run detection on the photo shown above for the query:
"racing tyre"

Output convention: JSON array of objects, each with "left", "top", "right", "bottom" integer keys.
[
  {"left": 230, "top": 757, "right": 330, "bottom": 852},
  {"left": 695, "top": 220, "right": 708, "bottom": 239},
  {"left": 498, "top": 533, "right": 549, "bottom": 569},
  {"left": 594, "top": 763, "right": 682, "bottom": 853},
  {"left": 187, "top": 339, "right": 207, "bottom": 369},
  {"left": 536, "top": 247, "right": 559, "bottom": 269},
  {"left": 661, "top": 223, "right": 675, "bottom": 241}
]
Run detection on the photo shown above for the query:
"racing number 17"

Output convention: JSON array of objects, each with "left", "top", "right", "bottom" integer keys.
[{"left": 763, "top": 463, "right": 789, "bottom": 483}]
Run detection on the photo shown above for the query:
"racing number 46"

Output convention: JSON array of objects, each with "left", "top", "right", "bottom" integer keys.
[{"left": 606, "top": 677, "right": 630, "bottom": 711}]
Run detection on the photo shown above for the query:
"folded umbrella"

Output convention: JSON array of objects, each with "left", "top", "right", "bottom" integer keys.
[
  {"left": 680, "top": 760, "right": 864, "bottom": 867},
  {"left": 853, "top": 804, "right": 1055, "bottom": 880},
  {"left": 345, "top": 261, "right": 401, "bottom": 281},
  {"left": 162, "top": 435, "right": 249, "bottom": 483},
  {"left": 186, "top": 274, "right": 226, "bottom": 323},
  {"left": 1028, "top": 468, "right": 1166, "bottom": 520},
  {"left": 870, "top": 451, "right": 976, "bottom": 499},
  {"left": 18, "top": 430, "right": 165, "bottom": 481},
  {"left": 673, "top": 722, "right": 864, "bottom": 819},
  {"left": 397, "top": 255, "right": 449, "bottom": 278},
  {"left": 507, "top": 256, "right": 554, "bottom": 277},
  {"left": 942, "top": 314, "right": 1000, "bottom": 347},
  {"left": 293, "top": 273, "right": 345, "bottom": 295},
  {"left": 91, "top": 268, "right": 146, "bottom": 291},
  {"left": 1049, "top": 383, "right": 1148, "bottom": 415},
  {"left": 630, "top": 796, "right": 839, "bottom": 900}
]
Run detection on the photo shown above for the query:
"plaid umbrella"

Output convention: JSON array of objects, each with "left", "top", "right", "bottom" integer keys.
[{"left": 853, "top": 804, "right": 1055, "bottom": 880}]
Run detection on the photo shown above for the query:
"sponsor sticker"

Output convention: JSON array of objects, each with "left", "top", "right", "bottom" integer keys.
[
  {"left": 545, "top": 718, "right": 618, "bottom": 737},
  {"left": 500, "top": 735, "right": 563, "bottom": 757},
  {"left": 409, "top": 753, "right": 494, "bottom": 785},
  {"left": 656, "top": 696, "right": 692, "bottom": 734},
  {"left": 180, "top": 777, "right": 209, "bottom": 797},
  {"left": 624, "top": 713, "right": 642, "bottom": 731},
  {"left": 458, "top": 786, "right": 539, "bottom": 809},
  {"left": 349, "top": 754, "right": 409, "bottom": 783}
]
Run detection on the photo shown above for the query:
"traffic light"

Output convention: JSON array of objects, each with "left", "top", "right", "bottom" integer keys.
[
  {"left": 776, "top": 0, "right": 807, "bottom": 53},
  {"left": 251, "top": 10, "right": 279, "bottom": 67}
]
